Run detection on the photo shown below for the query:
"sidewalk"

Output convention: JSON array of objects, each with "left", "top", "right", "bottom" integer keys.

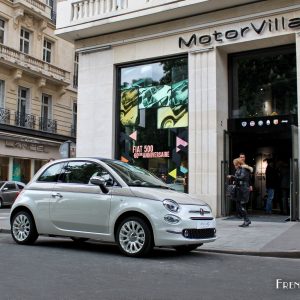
[
  {"left": 1, "top": 213, "right": 299, "bottom": 258},
  {"left": 200, "top": 215, "right": 300, "bottom": 258}
]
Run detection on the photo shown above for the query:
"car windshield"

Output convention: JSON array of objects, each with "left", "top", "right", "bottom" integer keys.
[
  {"left": 0, "top": 181, "right": 5, "bottom": 188},
  {"left": 104, "top": 160, "right": 170, "bottom": 189}
]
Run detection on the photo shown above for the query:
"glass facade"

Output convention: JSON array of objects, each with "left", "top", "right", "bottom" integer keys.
[
  {"left": 230, "top": 45, "right": 297, "bottom": 119},
  {"left": 12, "top": 158, "right": 31, "bottom": 183},
  {"left": 117, "top": 56, "right": 189, "bottom": 192}
]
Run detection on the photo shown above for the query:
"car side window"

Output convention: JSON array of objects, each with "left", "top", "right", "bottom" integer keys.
[
  {"left": 17, "top": 184, "right": 24, "bottom": 190},
  {"left": 38, "top": 163, "right": 65, "bottom": 182},
  {"left": 60, "top": 161, "right": 115, "bottom": 185},
  {"left": 3, "top": 183, "right": 16, "bottom": 190}
]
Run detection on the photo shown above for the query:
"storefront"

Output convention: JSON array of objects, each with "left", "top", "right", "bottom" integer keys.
[
  {"left": 0, "top": 132, "right": 62, "bottom": 183},
  {"left": 73, "top": 2, "right": 300, "bottom": 218}
]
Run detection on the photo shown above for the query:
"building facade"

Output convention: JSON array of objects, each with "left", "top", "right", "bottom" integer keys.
[
  {"left": 0, "top": 0, "right": 77, "bottom": 183},
  {"left": 56, "top": 0, "right": 300, "bottom": 219}
]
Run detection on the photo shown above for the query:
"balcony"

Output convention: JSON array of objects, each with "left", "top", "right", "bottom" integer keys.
[
  {"left": 15, "top": 111, "right": 36, "bottom": 129},
  {"left": 0, "top": 106, "right": 75, "bottom": 137},
  {"left": 0, "top": 44, "right": 70, "bottom": 85},
  {"left": 56, "top": 0, "right": 259, "bottom": 41},
  {"left": 39, "top": 117, "right": 57, "bottom": 133},
  {"left": 12, "top": 0, "right": 52, "bottom": 20},
  {"left": 0, "top": 108, "right": 11, "bottom": 125}
]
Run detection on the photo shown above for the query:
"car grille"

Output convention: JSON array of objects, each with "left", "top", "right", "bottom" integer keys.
[{"left": 182, "top": 228, "right": 216, "bottom": 239}]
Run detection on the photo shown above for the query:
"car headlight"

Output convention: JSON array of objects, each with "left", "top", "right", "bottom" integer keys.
[{"left": 163, "top": 199, "right": 180, "bottom": 213}]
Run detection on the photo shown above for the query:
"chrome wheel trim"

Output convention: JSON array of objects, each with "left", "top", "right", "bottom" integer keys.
[
  {"left": 119, "top": 221, "right": 146, "bottom": 254},
  {"left": 12, "top": 214, "right": 31, "bottom": 242}
]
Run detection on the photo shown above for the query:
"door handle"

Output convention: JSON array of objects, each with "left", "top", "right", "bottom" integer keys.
[{"left": 52, "top": 193, "right": 63, "bottom": 198}]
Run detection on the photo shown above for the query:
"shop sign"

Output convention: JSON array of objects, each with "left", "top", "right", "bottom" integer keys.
[
  {"left": 5, "top": 139, "right": 47, "bottom": 153},
  {"left": 179, "top": 16, "right": 300, "bottom": 48},
  {"left": 132, "top": 145, "right": 170, "bottom": 159}
]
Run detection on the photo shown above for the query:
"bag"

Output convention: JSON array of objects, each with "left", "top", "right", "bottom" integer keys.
[{"left": 226, "top": 184, "right": 237, "bottom": 199}]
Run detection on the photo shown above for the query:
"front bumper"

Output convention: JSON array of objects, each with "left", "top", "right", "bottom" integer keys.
[{"left": 154, "top": 219, "right": 217, "bottom": 247}]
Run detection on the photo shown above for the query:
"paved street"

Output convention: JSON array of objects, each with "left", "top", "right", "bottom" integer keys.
[{"left": 0, "top": 231, "right": 299, "bottom": 300}]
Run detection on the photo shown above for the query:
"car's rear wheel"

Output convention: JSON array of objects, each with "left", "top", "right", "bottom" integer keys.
[
  {"left": 174, "top": 244, "right": 203, "bottom": 253},
  {"left": 0, "top": 198, "right": 3, "bottom": 209},
  {"left": 11, "top": 211, "right": 38, "bottom": 245},
  {"left": 116, "top": 217, "right": 153, "bottom": 257}
]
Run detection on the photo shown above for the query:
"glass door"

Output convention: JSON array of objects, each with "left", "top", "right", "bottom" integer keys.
[
  {"left": 221, "top": 130, "right": 231, "bottom": 216},
  {"left": 290, "top": 125, "right": 299, "bottom": 221}
]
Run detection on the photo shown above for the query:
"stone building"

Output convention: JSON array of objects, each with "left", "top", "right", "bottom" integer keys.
[
  {"left": 56, "top": 0, "right": 299, "bottom": 219},
  {"left": 0, "top": 0, "right": 77, "bottom": 182}
]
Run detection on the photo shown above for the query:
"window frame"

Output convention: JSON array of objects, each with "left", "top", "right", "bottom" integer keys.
[
  {"left": 20, "top": 28, "right": 31, "bottom": 54},
  {"left": 60, "top": 160, "right": 116, "bottom": 186},
  {"left": 0, "top": 18, "right": 5, "bottom": 44},
  {"left": 41, "top": 93, "right": 52, "bottom": 120},
  {"left": 43, "top": 38, "right": 53, "bottom": 63}
]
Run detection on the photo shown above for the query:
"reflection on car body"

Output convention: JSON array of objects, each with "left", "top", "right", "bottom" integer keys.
[{"left": 10, "top": 158, "right": 216, "bottom": 257}]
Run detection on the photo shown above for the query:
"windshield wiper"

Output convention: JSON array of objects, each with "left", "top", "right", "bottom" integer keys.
[{"left": 146, "top": 185, "right": 171, "bottom": 189}]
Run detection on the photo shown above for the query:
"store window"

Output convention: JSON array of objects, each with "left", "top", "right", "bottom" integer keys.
[
  {"left": 0, "top": 157, "right": 9, "bottom": 181},
  {"left": 12, "top": 158, "right": 31, "bottom": 183},
  {"left": 117, "top": 56, "right": 189, "bottom": 192},
  {"left": 230, "top": 45, "right": 297, "bottom": 119}
]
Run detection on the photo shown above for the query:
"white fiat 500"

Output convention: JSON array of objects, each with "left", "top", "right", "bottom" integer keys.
[{"left": 10, "top": 158, "right": 216, "bottom": 257}]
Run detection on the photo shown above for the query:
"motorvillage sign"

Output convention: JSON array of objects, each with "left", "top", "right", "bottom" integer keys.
[{"left": 179, "top": 16, "right": 300, "bottom": 48}]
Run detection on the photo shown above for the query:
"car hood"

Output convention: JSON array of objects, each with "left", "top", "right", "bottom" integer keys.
[{"left": 129, "top": 187, "right": 208, "bottom": 205}]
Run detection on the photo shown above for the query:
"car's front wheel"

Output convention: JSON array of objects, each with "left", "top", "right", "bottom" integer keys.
[
  {"left": 174, "top": 244, "right": 203, "bottom": 253},
  {"left": 116, "top": 217, "right": 153, "bottom": 257},
  {"left": 11, "top": 211, "right": 38, "bottom": 245}
]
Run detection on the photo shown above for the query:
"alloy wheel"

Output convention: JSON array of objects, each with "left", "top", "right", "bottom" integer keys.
[
  {"left": 12, "top": 214, "right": 31, "bottom": 242},
  {"left": 11, "top": 211, "right": 38, "bottom": 245},
  {"left": 119, "top": 220, "right": 146, "bottom": 254}
]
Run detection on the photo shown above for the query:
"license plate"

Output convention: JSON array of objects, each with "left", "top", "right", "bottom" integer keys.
[{"left": 197, "top": 220, "right": 213, "bottom": 229}]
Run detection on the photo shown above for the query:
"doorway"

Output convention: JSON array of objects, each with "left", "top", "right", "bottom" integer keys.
[{"left": 229, "top": 129, "right": 292, "bottom": 216}]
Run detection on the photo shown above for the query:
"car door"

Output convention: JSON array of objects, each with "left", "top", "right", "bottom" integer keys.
[
  {"left": 1, "top": 182, "right": 18, "bottom": 205},
  {"left": 50, "top": 160, "right": 112, "bottom": 235}
]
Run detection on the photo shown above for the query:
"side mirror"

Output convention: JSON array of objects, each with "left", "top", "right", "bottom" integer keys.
[
  {"left": 90, "top": 176, "right": 109, "bottom": 194},
  {"left": 3, "top": 187, "right": 8, "bottom": 191}
]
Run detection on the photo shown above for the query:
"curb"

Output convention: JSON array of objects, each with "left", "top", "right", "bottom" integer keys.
[{"left": 199, "top": 249, "right": 300, "bottom": 259}]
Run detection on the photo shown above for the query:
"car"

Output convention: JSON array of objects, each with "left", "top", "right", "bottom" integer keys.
[
  {"left": 10, "top": 158, "right": 216, "bottom": 257},
  {"left": 0, "top": 181, "right": 25, "bottom": 208}
]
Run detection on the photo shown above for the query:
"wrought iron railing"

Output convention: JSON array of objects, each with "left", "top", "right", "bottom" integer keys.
[
  {"left": 0, "top": 106, "right": 73, "bottom": 137},
  {"left": 0, "top": 107, "right": 10, "bottom": 124},
  {"left": 15, "top": 111, "right": 36, "bottom": 129},
  {"left": 39, "top": 117, "right": 57, "bottom": 133}
]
